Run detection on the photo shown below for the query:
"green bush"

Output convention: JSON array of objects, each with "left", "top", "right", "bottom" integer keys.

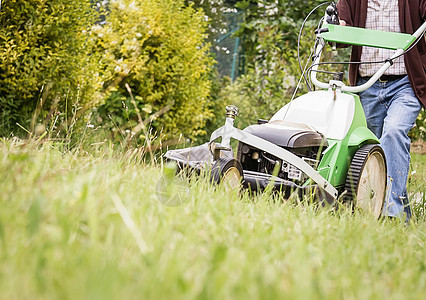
[
  {"left": 409, "top": 109, "right": 426, "bottom": 141},
  {"left": 210, "top": 0, "right": 329, "bottom": 129},
  {"left": 0, "top": 0, "right": 103, "bottom": 137},
  {"left": 90, "top": 0, "right": 215, "bottom": 145},
  {"left": 215, "top": 26, "right": 310, "bottom": 130}
]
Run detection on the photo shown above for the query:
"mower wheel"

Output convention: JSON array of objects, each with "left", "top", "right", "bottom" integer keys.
[
  {"left": 344, "top": 144, "right": 387, "bottom": 219},
  {"left": 211, "top": 157, "right": 244, "bottom": 191}
]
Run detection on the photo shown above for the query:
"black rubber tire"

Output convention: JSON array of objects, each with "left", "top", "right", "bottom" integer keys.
[
  {"left": 211, "top": 157, "right": 244, "bottom": 189},
  {"left": 344, "top": 144, "right": 387, "bottom": 218}
]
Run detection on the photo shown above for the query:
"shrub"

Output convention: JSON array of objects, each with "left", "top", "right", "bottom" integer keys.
[
  {"left": 215, "top": 26, "right": 308, "bottom": 130},
  {"left": 90, "top": 0, "right": 215, "bottom": 145},
  {"left": 0, "top": 0, "right": 103, "bottom": 137}
]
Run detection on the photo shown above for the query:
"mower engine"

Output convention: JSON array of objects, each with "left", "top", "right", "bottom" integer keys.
[{"left": 236, "top": 120, "right": 328, "bottom": 190}]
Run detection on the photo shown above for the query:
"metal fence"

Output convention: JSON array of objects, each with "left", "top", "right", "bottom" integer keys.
[{"left": 212, "top": 12, "right": 244, "bottom": 81}]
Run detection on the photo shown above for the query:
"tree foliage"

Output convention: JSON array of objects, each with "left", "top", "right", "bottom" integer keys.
[
  {"left": 1, "top": 0, "right": 423, "bottom": 143},
  {"left": 235, "top": 0, "right": 324, "bottom": 61}
]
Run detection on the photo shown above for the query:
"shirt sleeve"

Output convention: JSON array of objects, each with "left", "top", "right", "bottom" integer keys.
[{"left": 337, "top": 0, "right": 354, "bottom": 26}]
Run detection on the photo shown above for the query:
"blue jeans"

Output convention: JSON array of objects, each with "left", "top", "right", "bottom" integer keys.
[{"left": 357, "top": 76, "right": 422, "bottom": 220}]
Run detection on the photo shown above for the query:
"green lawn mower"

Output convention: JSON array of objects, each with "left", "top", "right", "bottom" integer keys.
[{"left": 165, "top": 3, "right": 426, "bottom": 218}]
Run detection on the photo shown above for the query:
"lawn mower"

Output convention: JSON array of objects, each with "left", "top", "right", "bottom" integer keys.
[{"left": 164, "top": 3, "right": 426, "bottom": 218}]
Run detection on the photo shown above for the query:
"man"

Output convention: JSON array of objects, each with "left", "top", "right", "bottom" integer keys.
[{"left": 336, "top": 0, "right": 425, "bottom": 220}]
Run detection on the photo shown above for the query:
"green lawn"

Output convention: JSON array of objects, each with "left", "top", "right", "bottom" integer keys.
[
  {"left": 0, "top": 140, "right": 425, "bottom": 299},
  {"left": 409, "top": 152, "right": 426, "bottom": 217}
]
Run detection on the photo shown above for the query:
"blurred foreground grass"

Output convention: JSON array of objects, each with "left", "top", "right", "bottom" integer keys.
[{"left": 0, "top": 139, "right": 425, "bottom": 299}]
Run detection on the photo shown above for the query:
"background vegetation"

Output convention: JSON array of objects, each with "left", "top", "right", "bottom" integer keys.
[
  {"left": 0, "top": 0, "right": 103, "bottom": 138},
  {"left": 1, "top": 0, "right": 424, "bottom": 144},
  {"left": 0, "top": 0, "right": 216, "bottom": 146},
  {"left": 89, "top": 0, "right": 215, "bottom": 145}
]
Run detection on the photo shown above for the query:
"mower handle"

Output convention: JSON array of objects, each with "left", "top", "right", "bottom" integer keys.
[{"left": 310, "top": 21, "right": 426, "bottom": 93}]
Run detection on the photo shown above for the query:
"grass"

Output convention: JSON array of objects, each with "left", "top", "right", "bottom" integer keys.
[
  {"left": 0, "top": 139, "right": 425, "bottom": 299},
  {"left": 409, "top": 152, "right": 426, "bottom": 217}
]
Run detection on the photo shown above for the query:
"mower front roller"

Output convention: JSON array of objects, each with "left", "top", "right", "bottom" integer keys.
[{"left": 211, "top": 157, "right": 244, "bottom": 191}]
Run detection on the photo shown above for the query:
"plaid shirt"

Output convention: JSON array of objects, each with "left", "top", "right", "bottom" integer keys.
[{"left": 359, "top": 0, "right": 407, "bottom": 76}]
